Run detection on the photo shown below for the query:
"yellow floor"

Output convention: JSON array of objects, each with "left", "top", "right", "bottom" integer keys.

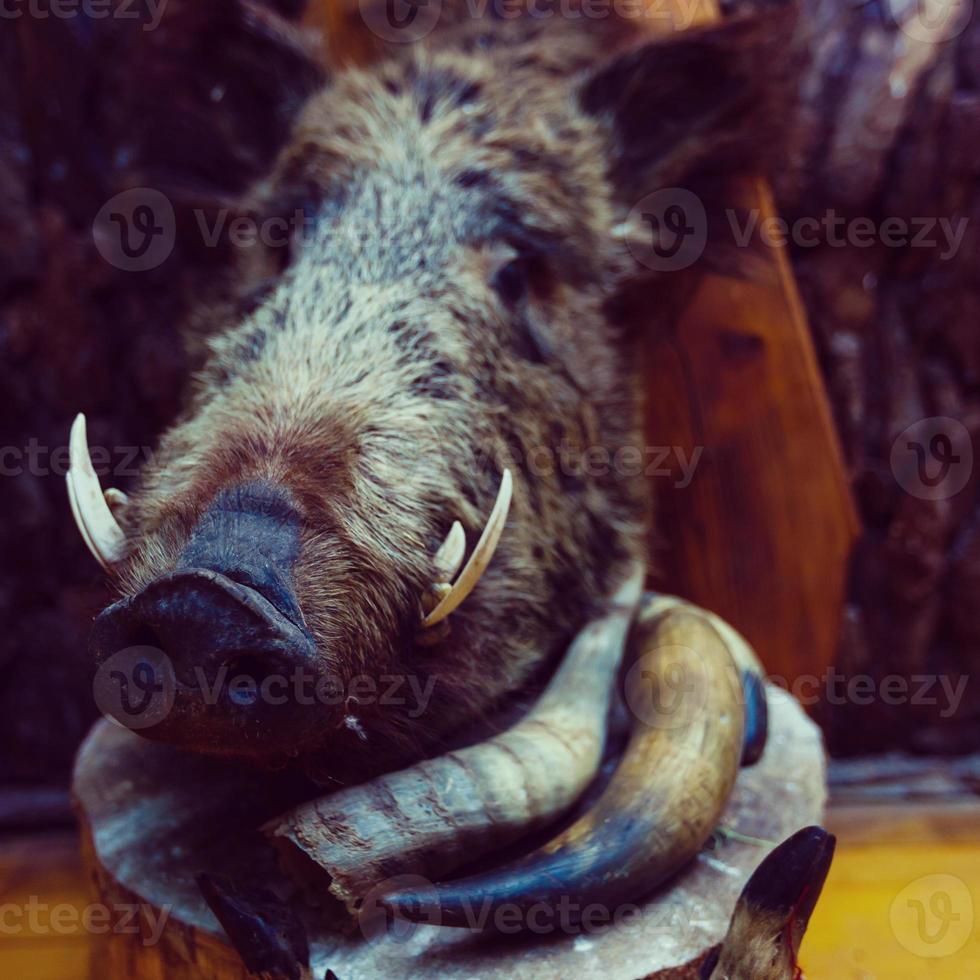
[
  {"left": 803, "top": 803, "right": 980, "bottom": 979},
  {"left": 1, "top": 803, "right": 979, "bottom": 978}
]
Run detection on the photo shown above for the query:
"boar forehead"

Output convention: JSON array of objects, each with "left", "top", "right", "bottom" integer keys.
[{"left": 290, "top": 168, "right": 592, "bottom": 289}]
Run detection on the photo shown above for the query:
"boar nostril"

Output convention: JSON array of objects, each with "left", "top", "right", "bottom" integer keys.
[{"left": 131, "top": 625, "right": 163, "bottom": 652}]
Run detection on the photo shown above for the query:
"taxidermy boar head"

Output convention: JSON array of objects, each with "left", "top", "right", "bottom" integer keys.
[{"left": 72, "top": 11, "right": 792, "bottom": 781}]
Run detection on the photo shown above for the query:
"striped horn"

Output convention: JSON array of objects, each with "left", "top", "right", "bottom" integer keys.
[
  {"left": 266, "top": 563, "right": 645, "bottom": 919},
  {"left": 380, "top": 594, "right": 755, "bottom": 929}
]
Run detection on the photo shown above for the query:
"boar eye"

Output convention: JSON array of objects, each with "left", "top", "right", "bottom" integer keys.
[{"left": 491, "top": 256, "right": 530, "bottom": 307}]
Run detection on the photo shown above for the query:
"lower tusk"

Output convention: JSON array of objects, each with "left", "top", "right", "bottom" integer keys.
[
  {"left": 422, "top": 469, "right": 513, "bottom": 627},
  {"left": 265, "top": 563, "right": 645, "bottom": 921},
  {"left": 66, "top": 413, "right": 127, "bottom": 571},
  {"left": 433, "top": 521, "right": 466, "bottom": 581},
  {"left": 381, "top": 595, "right": 748, "bottom": 928},
  {"left": 103, "top": 487, "right": 130, "bottom": 515}
]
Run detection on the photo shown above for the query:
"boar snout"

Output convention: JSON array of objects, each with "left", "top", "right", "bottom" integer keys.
[
  {"left": 91, "top": 483, "right": 321, "bottom": 756},
  {"left": 92, "top": 567, "right": 315, "bottom": 687}
]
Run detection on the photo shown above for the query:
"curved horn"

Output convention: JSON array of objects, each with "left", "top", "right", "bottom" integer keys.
[
  {"left": 381, "top": 595, "right": 748, "bottom": 928},
  {"left": 66, "top": 413, "right": 127, "bottom": 571},
  {"left": 266, "top": 563, "right": 644, "bottom": 919},
  {"left": 643, "top": 594, "right": 768, "bottom": 765},
  {"left": 701, "top": 826, "right": 836, "bottom": 979},
  {"left": 422, "top": 468, "right": 513, "bottom": 627}
]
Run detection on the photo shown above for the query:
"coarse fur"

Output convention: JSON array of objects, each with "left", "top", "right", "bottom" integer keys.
[{"left": 104, "top": 11, "right": 795, "bottom": 783}]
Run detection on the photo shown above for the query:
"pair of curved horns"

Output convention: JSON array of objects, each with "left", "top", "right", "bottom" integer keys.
[
  {"left": 380, "top": 595, "right": 759, "bottom": 928},
  {"left": 66, "top": 413, "right": 127, "bottom": 571},
  {"left": 422, "top": 468, "right": 513, "bottom": 628},
  {"left": 266, "top": 563, "right": 645, "bottom": 919}
]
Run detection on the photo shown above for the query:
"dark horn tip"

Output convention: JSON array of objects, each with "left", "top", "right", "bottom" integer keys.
[
  {"left": 739, "top": 668, "right": 768, "bottom": 766},
  {"left": 377, "top": 889, "right": 451, "bottom": 926},
  {"left": 196, "top": 872, "right": 309, "bottom": 980},
  {"left": 740, "top": 826, "right": 836, "bottom": 922}
]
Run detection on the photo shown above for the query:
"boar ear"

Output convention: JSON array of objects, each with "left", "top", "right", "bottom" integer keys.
[{"left": 579, "top": 13, "right": 797, "bottom": 203}]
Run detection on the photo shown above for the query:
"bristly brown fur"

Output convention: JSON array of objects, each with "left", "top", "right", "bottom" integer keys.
[{"left": 108, "top": 11, "right": 796, "bottom": 781}]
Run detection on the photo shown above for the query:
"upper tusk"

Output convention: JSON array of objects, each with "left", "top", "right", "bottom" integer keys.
[
  {"left": 381, "top": 594, "right": 749, "bottom": 928},
  {"left": 67, "top": 413, "right": 127, "bottom": 571},
  {"left": 422, "top": 468, "right": 513, "bottom": 627},
  {"left": 265, "top": 563, "right": 645, "bottom": 922}
]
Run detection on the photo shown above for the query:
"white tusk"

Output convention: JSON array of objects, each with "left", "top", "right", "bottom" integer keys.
[
  {"left": 422, "top": 468, "right": 513, "bottom": 628},
  {"left": 433, "top": 520, "right": 466, "bottom": 581},
  {"left": 103, "top": 487, "right": 130, "bottom": 515},
  {"left": 67, "top": 413, "right": 127, "bottom": 571}
]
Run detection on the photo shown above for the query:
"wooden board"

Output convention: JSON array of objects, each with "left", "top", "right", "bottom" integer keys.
[{"left": 633, "top": 7, "right": 859, "bottom": 687}]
